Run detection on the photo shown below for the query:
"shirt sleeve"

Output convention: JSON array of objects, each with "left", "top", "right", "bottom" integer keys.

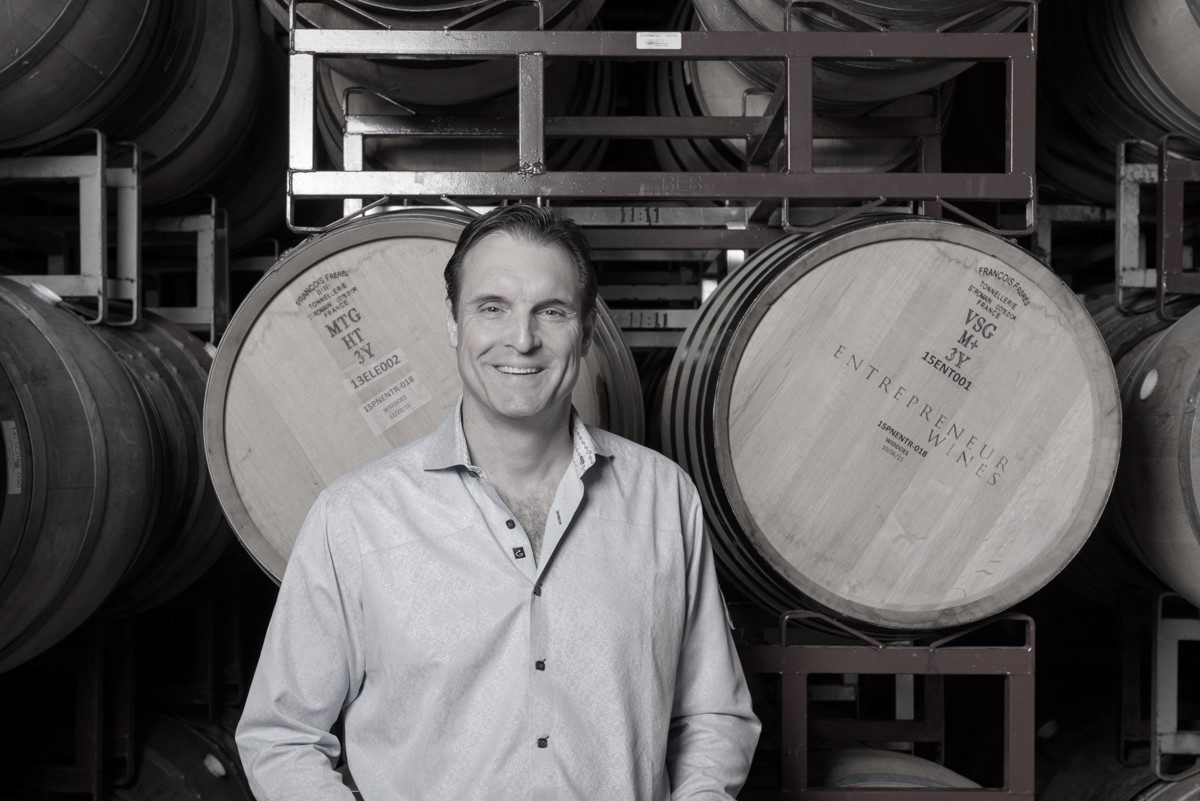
[
  {"left": 666, "top": 486, "right": 762, "bottom": 800},
  {"left": 236, "top": 493, "right": 364, "bottom": 801}
]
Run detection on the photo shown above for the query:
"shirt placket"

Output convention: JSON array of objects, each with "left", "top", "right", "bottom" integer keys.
[
  {"left": 463, "top": 468, "right": 539, "bottom": 584},
  {"left": 462, "top": 469, "right": 557, "bottom": 797},
  {"left": 529, "top": 465, "right": 589, "bottom": 801},
  {"left": 535, "top": 468, "right": 585, "bottom": 579},
  {"left": 529, "top": 573, "right": 554, "bottom": 801},
  {"left": 461, "top": 460, "right": 591, "bottom": 800}
]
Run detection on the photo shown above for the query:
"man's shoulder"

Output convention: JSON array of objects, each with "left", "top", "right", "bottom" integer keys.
[
  {"left": 587, "top": 426, "right": 697, "bottom": 495},
  {"left": 319, "top": 428, "right": 444, "bottom": 505}
]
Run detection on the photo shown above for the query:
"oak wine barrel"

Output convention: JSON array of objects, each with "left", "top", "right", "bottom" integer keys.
[
  {"left": 0, "top": 280, "right": 156, "bottom": 673},
  {"left": 274, "top": 0, "right": 605, "bottom": 107},
  {"left": 1056, "top": 296, "right": 1200, "bottom": 607},
  {"left": 204, "top": 32, "right": 290, "bottom": 251},
  {"left": 635, "top": 347, "right": 676, "bottom": 454},
  {"left": 691, "top": 0, "right": 1025, "bottom": 107},
  {"left": 0, "top": 0, "right": 161, "bottom": 149},
  {"left": 1040, "top": 0, "right": 1200, "bottom": 204},
  {"left": 1103, "top": 302, "right": 1200, "bottom": 610},
  {"left": 204, "top": 208, "right": 644, "bottom": 581},
  {"left": 809, "top": 748, "right": 979, "bottom": 789},
  {"left": 649, "top": 2, "right": 943, "bottom": 174},
  {"left": 101, "top": 0, "right": 263, "bottom": 209},
  {"left": 0, "top": 281, "right": 231, "bottom": 672},
  {"left": 663, "top": 216, "right": 1121, "bottom": 630},
  {"left": 317, "top": 57, "right": 612, "bottom": 174},
  {"left": 94, "top": 313, "right": 232, "bottom": 611}
]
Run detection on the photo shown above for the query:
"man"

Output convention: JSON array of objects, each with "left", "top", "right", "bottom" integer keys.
[{"left": 236, "top": 204, "right": 760, "bottom": 801}]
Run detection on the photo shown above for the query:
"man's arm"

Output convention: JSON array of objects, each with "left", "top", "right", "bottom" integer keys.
[
  {"left": 666, "top": 489, "right": 762, "bottom": 800},
  {"left": 236, "top": 495, "right": 364, "bottom": 801}
]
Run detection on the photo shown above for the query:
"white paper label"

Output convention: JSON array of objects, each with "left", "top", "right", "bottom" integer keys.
[
  {"left": 636, "top": 31, "right": 682, "bottom": 50},
  {"left": 292, "top": 270, "right": 432, "bottom": 435},
  {"left": 3, "top": 421, "right": 21, "bottom": 495}
]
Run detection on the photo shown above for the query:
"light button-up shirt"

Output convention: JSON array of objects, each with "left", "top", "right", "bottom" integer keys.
[{"left": 236, "top": 402, "right": 760, "bottom": 801}]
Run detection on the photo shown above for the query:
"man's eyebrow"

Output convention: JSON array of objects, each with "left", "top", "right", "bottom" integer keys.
[
  {"left": 464, "top": 294, "right": 510, "bottom": 306},
  {"left": 537, "top": 297, "right": 578, "bottom": 309}
]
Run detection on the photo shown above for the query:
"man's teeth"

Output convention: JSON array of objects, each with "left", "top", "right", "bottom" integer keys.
[{"left": 497, "top": 366, "right": 541, "bottom": 374}]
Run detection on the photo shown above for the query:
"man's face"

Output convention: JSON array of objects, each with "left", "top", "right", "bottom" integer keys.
[{"left": 447, "top": 232, "right": 592, "bottom": 427}]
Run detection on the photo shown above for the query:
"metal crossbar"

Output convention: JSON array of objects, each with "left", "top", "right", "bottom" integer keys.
[{"left": 286, "top": 2, "right": 1039, "bottom": 237}]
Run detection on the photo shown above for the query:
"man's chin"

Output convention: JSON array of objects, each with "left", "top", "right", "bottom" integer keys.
[{"left": 482, "top": 397, "right": 570, "bottom": 424}]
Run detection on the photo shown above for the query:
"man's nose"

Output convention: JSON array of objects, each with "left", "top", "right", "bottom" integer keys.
[{"left": 506, "top": 313, "right": 540, "bottom": 352}]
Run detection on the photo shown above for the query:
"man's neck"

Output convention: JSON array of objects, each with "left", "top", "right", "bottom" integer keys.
[{"left": 461, "top": 400, "right": 574, "bottom": 487}]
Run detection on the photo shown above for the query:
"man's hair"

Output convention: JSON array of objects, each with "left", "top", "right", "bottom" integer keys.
[{"left": 444, "top": 204, "right": 596, "bottom": 321}]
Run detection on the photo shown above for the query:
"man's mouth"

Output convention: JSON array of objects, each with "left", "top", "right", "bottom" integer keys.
[{"left": 495, "top": 366, "right": 543, "bottom": 375}]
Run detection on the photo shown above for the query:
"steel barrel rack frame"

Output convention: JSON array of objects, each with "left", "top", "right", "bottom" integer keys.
[
  {"left": 738, "top": 611, "right": 1036, "bottom": 800},
  {"left": 284, "top": 0, "right": 1040, "bottom": 240},
  {"left": 1115, "top": 135, "right": 1200, "bottom": 319}
]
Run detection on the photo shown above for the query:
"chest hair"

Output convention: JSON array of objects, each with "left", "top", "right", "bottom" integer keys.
[{"left": 498, "top": 485, "right": 556, "bottom": 562}]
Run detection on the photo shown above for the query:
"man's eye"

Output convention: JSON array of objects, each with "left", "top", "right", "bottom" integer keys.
[
  {"left": 541, "top": 308, "right": 564, "bottom": 317},
  {"left": 481, "top": 305, "right": 502, "bottom": 313}
]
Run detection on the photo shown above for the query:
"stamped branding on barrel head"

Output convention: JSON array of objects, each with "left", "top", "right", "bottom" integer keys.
[
  {"left": 292, "top": 270, "right": 433, "bottom": 435},
  {"left": 833, "top": 343, "right": 1010, "bottom": 486}
]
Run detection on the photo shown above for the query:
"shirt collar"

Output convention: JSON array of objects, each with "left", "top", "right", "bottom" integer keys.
[{"left": 423, "top": 397, "right": 612, "bottom": 478}]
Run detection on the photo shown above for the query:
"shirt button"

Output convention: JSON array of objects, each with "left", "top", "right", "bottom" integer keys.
[
  {"left": 535, "top": 660, "right": 545, "bottom": 671},
  {"left": 537, "top": 737, "right": 549, "bottom": 748},
  {"left": 506, "top": 519, "right": 516, "bottom": 529}
]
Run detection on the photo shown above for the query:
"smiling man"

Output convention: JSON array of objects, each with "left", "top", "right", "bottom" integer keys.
[{"left": 236, "top": 204, "right": 760, "bottom": 801}]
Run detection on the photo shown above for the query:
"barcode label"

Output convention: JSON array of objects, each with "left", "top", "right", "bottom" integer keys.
[
  {"left": 636, "top": 32, "right": 681, "bottom": 50},
  {"left": 3, "top": 421, "right": 22, "bottom": 495}
]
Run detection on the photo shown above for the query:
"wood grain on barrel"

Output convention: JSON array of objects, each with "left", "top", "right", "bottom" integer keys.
[
  {"left": 207, "top": 211, "right": 642, "bottom": 580},
  {"left": 666, "top": 218, "right": 1121, "bottom": 629}
]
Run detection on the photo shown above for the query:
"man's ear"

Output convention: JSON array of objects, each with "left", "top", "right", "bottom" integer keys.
[
  {"left": 581, "top": 310, "right": 595, "bottom": 357},
  {"left": 446, "top": 299, "right": 458, "bottom": 348}
]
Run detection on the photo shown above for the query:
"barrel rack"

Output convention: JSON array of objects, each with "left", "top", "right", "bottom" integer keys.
[
  {"left": 738, "top": 612, "right": 1036, "bottom": 799},
  {"left": 0, "top": 131, "right": 231, "bottom": 341},
  {"left": 0, "top": 130, "right": 140, "bottom": 325},
  {"left": 284, "top": 0, "right": 1040, "bottom": 242},
  {"left": 1119, "top": 593, "right": 1200, "bottom": 782},
  {"left": 1115, "top": 136, "right": 1200, "bottom": 319}
]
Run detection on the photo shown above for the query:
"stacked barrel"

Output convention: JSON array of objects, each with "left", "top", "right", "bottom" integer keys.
[
  {"left": 0, "top": 0, "right": 287, "bottom": 249},
  {"left": 1039, "top": 0, "right": 1200, "bottom": 203},
  {"left": 1035, "top": 0, "right": 1200, "bottom": 611},
  {"left": 302, "top": 0, "right": 612, "bottom": 175},
  {"left": 650, "top": 0, "right": 1023, "bottom": 174},
  {"left": 0, "top": 280, "right": 230, "bottom": 672}
]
